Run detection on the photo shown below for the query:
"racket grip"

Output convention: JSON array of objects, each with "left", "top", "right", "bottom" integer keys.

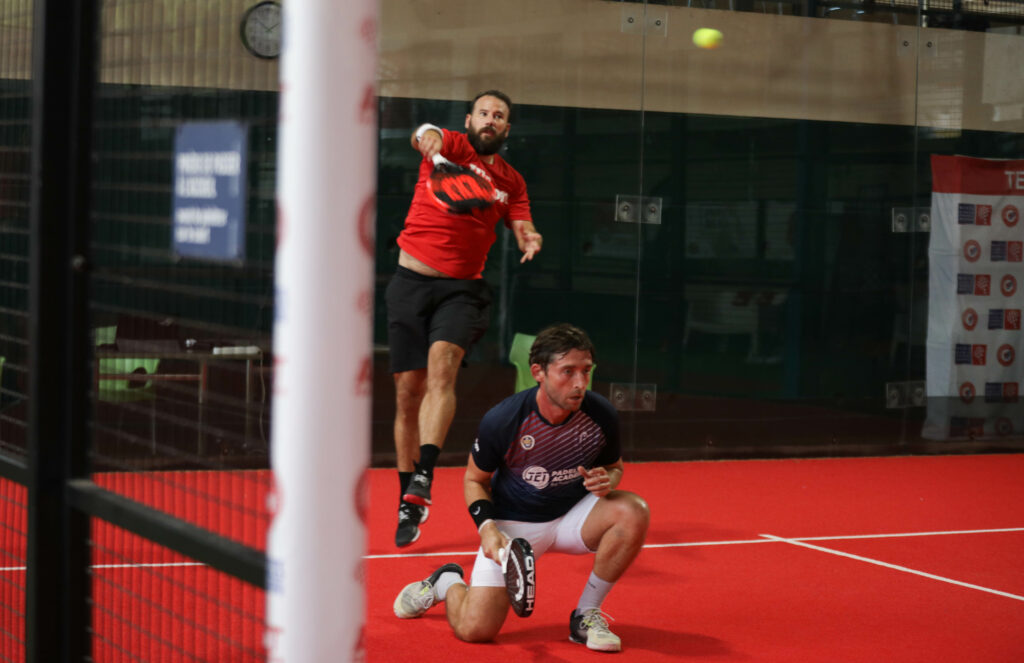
[
  {"left": 431, "top": 153, "right": 448, "bottom": 167},
  {"left": 499, "top": 542, "right": 509, "bottom": 573}
]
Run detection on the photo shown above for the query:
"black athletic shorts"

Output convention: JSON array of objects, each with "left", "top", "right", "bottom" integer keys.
[{"left": 385, "top": 266, "right": 492, "bottom": 373}]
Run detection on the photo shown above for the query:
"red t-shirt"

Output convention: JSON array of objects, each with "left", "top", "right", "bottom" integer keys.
[{"left": 397, "top": 129, "right": 532, "bottom": 279}]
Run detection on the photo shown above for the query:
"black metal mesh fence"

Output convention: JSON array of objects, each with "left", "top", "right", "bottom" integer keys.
[
  {"left": 85, "top": 2, "right": 278, "bottom": 657},
  {"left": 0, "top": 478, "right": 26, "bottom": 662},
  {"left": 90, "top": 519, "right": 265, "bottom": 662},
  {"left": 0, "top": 3, "right": 32, "bottom": 659},
  {"left": 0, "top": 1, "right": 32, "bottom": 463},
  {"left": 90, "top": 1, "right": 278, "bottom": 476}
]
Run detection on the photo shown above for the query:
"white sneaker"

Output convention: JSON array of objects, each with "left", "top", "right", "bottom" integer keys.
[
  {"left": 393, "top": 563, "right": 463, "bottom": 619},
  {"left": 569, "top": 608, "right": 621, "bottom": 652}
]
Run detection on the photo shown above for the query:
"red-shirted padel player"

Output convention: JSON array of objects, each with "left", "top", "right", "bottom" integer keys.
[{"left": 386, "top": 90, "right": 543, "bottom": 547}]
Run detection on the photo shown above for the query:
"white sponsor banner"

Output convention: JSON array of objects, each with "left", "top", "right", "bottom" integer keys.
[
  {"left": 267, "top": 1, "right": 377, "bottom": 661},
  {"left": 924, "top": 155, "right": 1023, "bottom": 440}
]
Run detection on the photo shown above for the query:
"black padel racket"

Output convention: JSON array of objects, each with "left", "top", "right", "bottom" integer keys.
[
  {"left": 426, "top": 153, "right": 496, "bottom": 214},
  {"left": 499, "top": 537, "right": 535, "bottom": 617}
]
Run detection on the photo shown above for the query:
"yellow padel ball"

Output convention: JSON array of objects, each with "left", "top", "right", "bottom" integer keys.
[{"left": 692, "top": 28, "right": 723, "bottom": 50}]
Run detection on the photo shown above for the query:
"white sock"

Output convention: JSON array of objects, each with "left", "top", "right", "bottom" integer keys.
[
  {"left": 434, "top": 572, "right": 466, "bottom": 602},
  {"left": 575, "top": 571, "right": 614, "bottom": 614}
]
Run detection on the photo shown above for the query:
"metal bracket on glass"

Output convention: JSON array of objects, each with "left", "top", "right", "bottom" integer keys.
[
  {"left": 896, "top": 32, "right": 938, "bottom": 58},
  {"left": 891, "top": 207, "right": 930, "bottom": 233},
  {"left": 620, "top": 6, "right": 667, "bottom": 37},
  {"left": 609, "top": 383, "right": 657, "bottom": 412},
  {"left": 885, "top": 380, "right": 926, "bottom": 409},
  {"left": 921, "top": 36, "right": 938, "bottom": 57},
  {"left": 615, "top": 195, "right": 662, "bottom": 225}
]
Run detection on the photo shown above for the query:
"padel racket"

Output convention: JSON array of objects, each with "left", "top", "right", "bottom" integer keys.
[
  {"left": 499, "top": 537, "right": 536, "bottom": 618},
  {"left": 426, "top": 153, "right": 496, "bottom": 214}
]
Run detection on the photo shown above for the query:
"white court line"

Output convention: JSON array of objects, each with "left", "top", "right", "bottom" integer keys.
[
  {"left": 791, "top": 527, "right": 1024, "bottom": 542},
  {"left": 760, "top": 533, "right": 1024, "bottom": 602},
  {"left": 368, "top": 537, "right": 773, "bottom": 559},
  {"left": 368, "top": 550, "right": 478, "bottom": 560},
  {"left": 3, "top": 527, "right": 1022, "bottom": 570},
  {"left": 0, "top": 562, "right": 206, "bottom": 572},
  {"left": 93, "top": 562, "right": 205, "bottom": 570},
  {"left": 643, "top": 526, "right": 1024, "bottom": 549},
  {"left": 366, "top": 526, "right": 1024, "bottom": 559}
]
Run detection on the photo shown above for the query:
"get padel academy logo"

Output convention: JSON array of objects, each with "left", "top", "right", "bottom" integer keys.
[
  {"left": 522, "top": 466, "right": 550, "bottom": 489},
  {"left": 521, "top": 465, "right": 584, "bottom": 490}
]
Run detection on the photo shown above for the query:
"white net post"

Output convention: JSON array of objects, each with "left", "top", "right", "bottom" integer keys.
[{"left": 266, "top": 1, "right": 377, "bottom": 660}]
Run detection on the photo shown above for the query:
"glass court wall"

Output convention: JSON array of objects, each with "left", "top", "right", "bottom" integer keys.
[
  {"left": 2, "top": 1, "right": 273, "bottom": 660},
  {"left": 373, "top": 0, "right": 1024, "bottom": 464}
]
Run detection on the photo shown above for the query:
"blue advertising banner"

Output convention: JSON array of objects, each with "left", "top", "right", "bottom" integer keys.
[{"left": 173, "top": 121, "right": 248, "bottom": 261}]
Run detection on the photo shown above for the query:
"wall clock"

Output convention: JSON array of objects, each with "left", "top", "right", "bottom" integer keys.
[{"left": 241, "top": 1, "right": 281, "bottom": 59}]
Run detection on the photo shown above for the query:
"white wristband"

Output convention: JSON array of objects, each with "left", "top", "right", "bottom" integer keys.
[
  {"left": 415, "top": 123, "right": 442, "bottom": 142},
  {"left": 477, "top": 518, "right": 494, "bottom": 533}
]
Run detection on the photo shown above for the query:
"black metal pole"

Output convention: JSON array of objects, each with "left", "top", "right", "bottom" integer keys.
[{"left": 26, "top": 0, "right": 97, "bottom": 660}]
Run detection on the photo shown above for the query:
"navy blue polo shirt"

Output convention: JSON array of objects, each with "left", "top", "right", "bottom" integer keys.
[{"left": 471, "top": 387, "right": 620, "bottom": 523}]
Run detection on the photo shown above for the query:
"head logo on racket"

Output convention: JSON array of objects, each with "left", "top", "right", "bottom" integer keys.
[
  {"left": 427, "top": 153, "right": 496, "bottom": 214},
  {"left": 499, "top": 537, "right": 535, "bottom": 618}
]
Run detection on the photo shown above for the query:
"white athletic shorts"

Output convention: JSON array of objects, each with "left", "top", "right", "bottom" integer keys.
[{"left": 470, "top": 493, "right": 600, "bottom": 588}]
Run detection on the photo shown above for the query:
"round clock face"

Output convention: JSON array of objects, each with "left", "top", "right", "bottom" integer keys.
[{"left": 241, "top": 1, "right": 282, "bottom": 59}]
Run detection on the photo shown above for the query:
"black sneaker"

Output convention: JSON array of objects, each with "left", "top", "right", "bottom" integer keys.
[
  {"left": 395, "top": 501, "right": 428, "bottom": 547},
  {"left": 569, "top": 608, "right": 621, "bottom": 652},
  {"left": 392, "top": 563, "right": 464, "bottom": 618},
  {"left": 402, "top": 467, "right": 433, "bottom": 506}
]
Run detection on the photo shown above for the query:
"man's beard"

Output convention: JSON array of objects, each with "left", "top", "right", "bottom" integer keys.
[{"left": 467, "top": 125, "right": 506, "bottom": 156}]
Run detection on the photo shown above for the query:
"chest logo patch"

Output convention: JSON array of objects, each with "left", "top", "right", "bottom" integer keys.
[
  {"left": 522, "top": 466, "right": 550, "bottom": 489},
  {"left": 520, "top": 435, "right": 536, "bottom": 450}
]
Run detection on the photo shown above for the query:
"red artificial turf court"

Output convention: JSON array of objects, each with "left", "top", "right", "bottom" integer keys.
[
  {"left": 365, "top": 454, "right": 1024, "bottom": 662},
  {"left": 2, "top": 454, "right": 1022, "bottom": 661}
]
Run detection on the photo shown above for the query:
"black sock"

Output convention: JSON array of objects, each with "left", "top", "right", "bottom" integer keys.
[
  {"left": 398, "top": 471, "right": 412, "bottom": 502},
  {"left": 417, "top": 444, "right": 441, "bottom": 475}
]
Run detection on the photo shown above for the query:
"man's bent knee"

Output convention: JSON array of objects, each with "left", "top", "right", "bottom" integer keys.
[
  {"left": 605, "top": 491, "right": 649, "bottom": 517},
  {"left": 449, "top": 588, "right": 507, "bottom": 642},
  {"left": 452, "top": 615, "right": 505, "bottom": 644},
  {"left": 607, "top": 492, "right": 651, "bottom": 538},
  {"left": 623, "top": 493, "right": 651, "bottom": 534}
]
